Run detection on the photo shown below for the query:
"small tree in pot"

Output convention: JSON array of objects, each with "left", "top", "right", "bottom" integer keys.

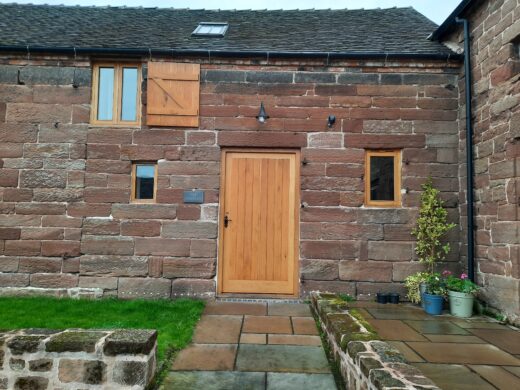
[{"left": 411, "top": 178, "right": 456, "bottom": 315}]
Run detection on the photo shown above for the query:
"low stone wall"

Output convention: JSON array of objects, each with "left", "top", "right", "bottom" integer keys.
[
  {"left": 0, "top": 328, "right": 157, "bottom": 389},
  {"left": 310, "top": 292, "right": 439, "bottom": 390}
]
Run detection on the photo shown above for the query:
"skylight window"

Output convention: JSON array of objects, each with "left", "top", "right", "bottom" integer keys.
[{"left": 192, "top": 22, "right": 228, "bottom": 37}]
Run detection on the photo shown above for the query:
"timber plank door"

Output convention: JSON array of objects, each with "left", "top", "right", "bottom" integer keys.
[{"left": 218, "top": 150, "right": 300, "bottom": 296}]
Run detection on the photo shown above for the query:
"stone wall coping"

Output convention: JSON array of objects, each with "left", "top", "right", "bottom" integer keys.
[{"left": 310, "top": 291, "right": 440, "bottom": 390}]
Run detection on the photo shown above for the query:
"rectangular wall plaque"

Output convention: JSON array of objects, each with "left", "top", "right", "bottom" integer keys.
[{"left": 183, "top": 190, "right": 204, "bottom": 204}]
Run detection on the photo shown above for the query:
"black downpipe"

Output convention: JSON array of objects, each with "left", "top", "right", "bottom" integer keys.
[{"left": 456, "top": 17, "right": 475, "bottom": 282}]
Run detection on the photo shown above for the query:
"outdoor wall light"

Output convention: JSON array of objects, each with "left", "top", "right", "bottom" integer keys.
[
  {"left": 256, "top": 102, "right": 269, "bottom": 123},
  {"left": 327, "top": 115, "right": 336, "bottom": 128}
]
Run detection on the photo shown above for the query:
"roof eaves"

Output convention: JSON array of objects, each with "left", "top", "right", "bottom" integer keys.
[
  {"left": 0, "top": 45, "right": 464, "bottom": 61},
  {"left": 429, "top": 0, "right": 475, "bottom": 41}
]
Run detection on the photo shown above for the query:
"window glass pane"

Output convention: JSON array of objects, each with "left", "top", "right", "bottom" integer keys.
[
  {"left": 198, "top": 25, "right": 212, "bottom": 34},
  {"left": 370, "top": 156, "right": 395, "bottom": 201},
  {"left": 121, "top": 67, "right": 138, "bottom": 122},
  {"left": 97, "top": 67, "right": 114, "bottom": 120},
  {"left": 135, "top": 165, "right": 155, "bottom": 200}
]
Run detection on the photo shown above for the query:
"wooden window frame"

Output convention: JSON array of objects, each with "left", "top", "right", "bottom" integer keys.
[
  {"left": 364, "top": 150, "right": 401, "bottom": 208},
  {"left": 90, "top": 63, "right": 142, "bottom": 127},
  {"left": 131, "top": 162, "right": 158, "bottom": 204}
]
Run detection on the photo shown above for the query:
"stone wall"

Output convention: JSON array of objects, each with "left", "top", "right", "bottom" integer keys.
[
  {"left": 443, "top": 0, "right": 519, "bottom": 322},
  {"left": 310, "top": 292, "right": 439, "bottom": 389},
  {"left": 0, "top": 328, "right": 157, "bottom": 389},
  {"left": 0, "top": 54, "right": 461, "bottom": 299}
]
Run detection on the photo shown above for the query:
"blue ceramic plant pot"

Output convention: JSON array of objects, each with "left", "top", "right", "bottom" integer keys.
[{"left": 423, "top": 293, "right": 444, "bottom": 315}]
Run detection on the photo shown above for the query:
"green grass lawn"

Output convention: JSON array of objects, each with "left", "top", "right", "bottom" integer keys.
[{"left": 0, "top": 297, "right": 205, "bottom": 361}]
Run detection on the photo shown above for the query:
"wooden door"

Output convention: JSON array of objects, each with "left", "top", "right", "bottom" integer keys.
[{"left": 219, "top": 150, "right": 299, "bottom": 295}]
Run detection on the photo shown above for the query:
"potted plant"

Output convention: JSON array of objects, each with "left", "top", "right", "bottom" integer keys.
[
  {"left": 444, "top": 271, "right": 479, "bottom": 317},
  {"left": 411, "top": 178, "right": 456, "bottom": 315},
  {"left": 422, "top": 273, "right": 446, "bottom": 315},
  {"left": 404, "top": 272, "right": 430, "bottom": 307}
]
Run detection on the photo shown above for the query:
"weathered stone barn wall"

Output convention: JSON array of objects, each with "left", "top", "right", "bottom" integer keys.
[
  {"left": 0, "top": 54, "right": 461, "bottom": 299},
  {"left": 444, "top": 0, "right": 519, "bottom": 321}
]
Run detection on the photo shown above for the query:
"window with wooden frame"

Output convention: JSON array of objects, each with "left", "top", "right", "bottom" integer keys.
[
  {"left": 91, "top": 63, "right": 141, "bottom": 126},
  {"left": 131, "top": 163, "right": 157, "bottom": 203},
  {"left": 365, "top": 150, "right": 401, "bottom": 207}
]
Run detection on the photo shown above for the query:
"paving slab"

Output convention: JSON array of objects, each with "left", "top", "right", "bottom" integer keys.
[
  {"left": 468, "top": 329, "right": 520, "bottom": 354},
  {"left": 236, "top": 344, "right": 330, "bottom": 373},
  {"left": 424, "top": 334, "right": 485, "bottom": 343},
  {"left": 268, "top": 303, "right": 312, "bottom": 317},
  {"left": 450, "top": 319, "right": 510, "bottom": 329},
  {"left": 407, "top": 342, "right": 520, "bottom": 365},
  {"left": 387, "top": 341, "right": 425, "bottom": 362},
  {"left": 267, "top": 372, "right": 336, "bottom": 389},
  {"left": 366, "top": 319, "right": 427, "bottom": 341},
  {"left": 162, "top": 371, "right": 266, "bottom": 390},
  {"left": 172, "top": 344, "right": 237, "bottom": 371},
  {"left": 204, "top": 301, "right": 267, "bottom": 316},
  {"left": 243, "top": 315, "right": 292, "bottom": 334},
  {"left": 240, "top": 333, "right": 266, "bottom": 344},
  {"left": 469, "top": 365, "right": 520, "bottom": 390},
  {"left": 366, "top": 307, "right": 437, "bottom": 321},
  {"left": 268, "top": 334, "right": 322, "bottom": 346},
  {"left": 413, "top": 363, "right": 496, "bottom": 390},
  {"left": 193, "top": 315, "right": 243, "bottom": 344},
  {"left": 504, "top": 366, "right": 520, "bottom": 378},
  {"left": 404, "top": 320, "right": 469, "bottom": 335},
  {"left": 292, "top": 317, "right": 319, "bottom": 335}
]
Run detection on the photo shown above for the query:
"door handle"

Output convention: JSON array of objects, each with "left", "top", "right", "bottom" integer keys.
[{"left": 224, "top": 215, "right": 232, "bottom": 228}]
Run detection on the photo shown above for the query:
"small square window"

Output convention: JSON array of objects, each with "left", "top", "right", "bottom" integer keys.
[
  {"left": 131, "top": 163, "right": 157, "bottom": 203},
  {"left": 91, "top": 63, "right": 141, "bottom": 126},
  {"left": 192, "top": 22, "right": 228, "bottom": 37},
  {"left": 365, "top": 150, "right": 401, "bottom": 207}
]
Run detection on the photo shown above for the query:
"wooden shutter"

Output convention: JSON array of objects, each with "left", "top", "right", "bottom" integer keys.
[{"left": 147, "top": 62, "right": 200, "bottom": 127}]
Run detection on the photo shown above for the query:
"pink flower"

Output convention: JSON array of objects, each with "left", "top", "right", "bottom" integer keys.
[
  {"left": 442, "top": 270, "right": 452, "bottom": 277},
  {"left": 460, "top": 273, "right": 468, "bottom": 280}
]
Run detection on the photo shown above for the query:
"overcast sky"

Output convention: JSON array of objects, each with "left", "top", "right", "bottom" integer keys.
[{"left": 0, "top": 0, "right": 460, "bottom": 24}]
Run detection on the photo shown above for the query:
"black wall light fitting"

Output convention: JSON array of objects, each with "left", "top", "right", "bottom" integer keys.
[
  {"left": 327, "top": 115, "right": 336, "bottom": 128},
  {"left": 256, "top": 102, "right": 269, "bottom": 123}
]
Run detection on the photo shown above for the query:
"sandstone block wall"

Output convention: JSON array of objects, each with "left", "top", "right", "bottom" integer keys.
[
  {"left": 0, "top": 328, "right": 157, "bottom": 389},
  {"left": 444, "top": 0, "right": 519, "bottom": 322},
  {"left": 0, "top": 54, "right": 461, "bottom": 298}
]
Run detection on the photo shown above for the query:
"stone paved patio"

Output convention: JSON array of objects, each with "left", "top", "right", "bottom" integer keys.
[
  {"left": 353, "top": 302, "right": 520, "bottom": 390},
  {"left": 162, "top": 301, "right": 337, "bottom": 390}
]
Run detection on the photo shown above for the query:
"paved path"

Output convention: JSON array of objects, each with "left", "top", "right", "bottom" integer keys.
[
  {"left": 353, "top": 302, "right": 520, "bottom": 390},
  {"left": 162, "top": 301, "right": 337, "bottom": 390}
]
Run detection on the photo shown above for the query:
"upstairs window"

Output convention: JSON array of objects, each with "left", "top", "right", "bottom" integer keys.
[
  {"left": 365, "top": 150, "right": 401, "bottom": 207},
  {"left": 192, "top": 22, "right": 228, "bottom": 37},
  {"left": 131, "top": 163, "right": 157, "bottom": 203},
  {"left": 91, "top": 63, "right": 141, "bottom": 126}
]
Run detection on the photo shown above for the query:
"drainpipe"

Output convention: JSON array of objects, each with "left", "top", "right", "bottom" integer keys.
[{"left": 456, "top": 17, "right": 475, "bottom": 282}]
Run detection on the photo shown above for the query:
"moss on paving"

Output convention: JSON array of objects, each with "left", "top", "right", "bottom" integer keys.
[{"left": 0, "top": 297, "right": 204, "bottom": 362}]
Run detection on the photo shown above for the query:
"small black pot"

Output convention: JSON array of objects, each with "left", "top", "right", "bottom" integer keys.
[
  {"left": 376, "top": 293, "right": 389, "bottom": 304},
  {"left": 389, "top": 293, "right": 400, "bottom": 304}
]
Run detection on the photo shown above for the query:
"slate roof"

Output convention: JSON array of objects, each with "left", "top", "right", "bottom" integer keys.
[{"left": 0, "top": 3, "right": 456, "bottom": 58}]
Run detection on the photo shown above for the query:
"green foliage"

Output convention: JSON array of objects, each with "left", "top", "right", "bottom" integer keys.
[
  {"left": 424, "top": 272, "right": 447, "bottom": 296},
  {"left": 338, "top": 293, "right": 355, "bottom": 302},
  {"left": 412, "top": 178, "right": 456, "bottom": 274},
  {"left": 0, "top": 297, "right": 204, "bottom": 362},
  {"left": 444, "top": 272, "right": 479, "bottom": 294},
  {"left": 404, "top": 271, "right": 430, "bottom": 303}
]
